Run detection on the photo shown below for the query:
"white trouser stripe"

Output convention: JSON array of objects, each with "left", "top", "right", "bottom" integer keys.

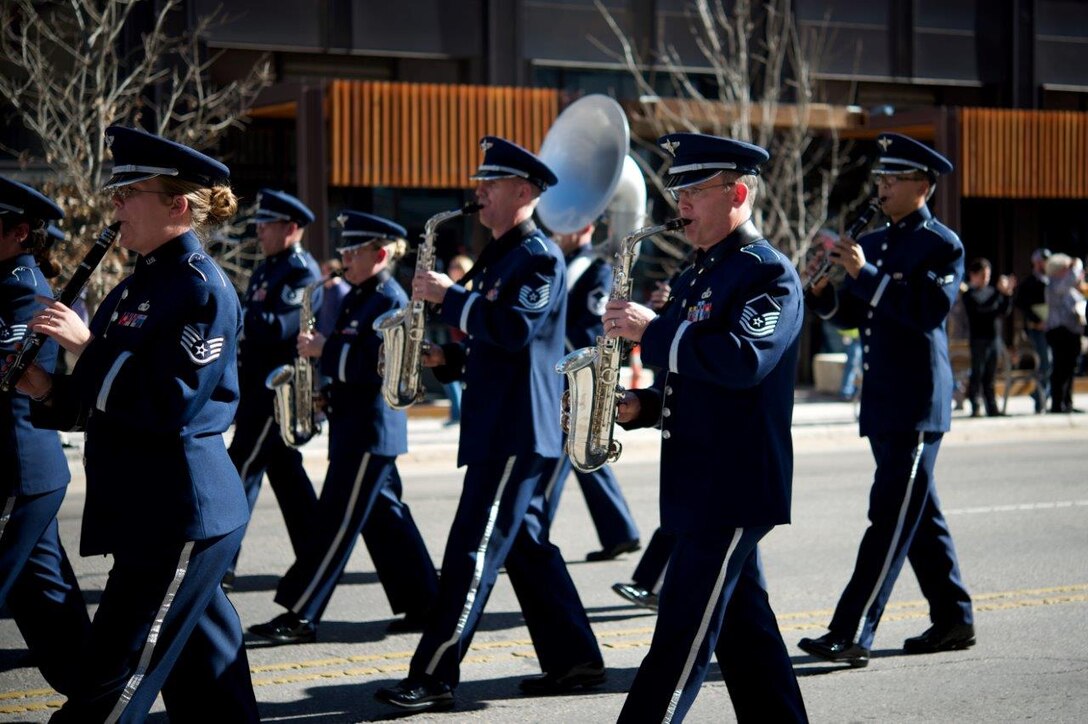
[
  {"left": 854, "top": 431, "right": 926, "bottom": 641},
  {"left": 96, "top": 351, "right": 133, "bottom": 412},
  {"left": 460, "top": 293, "right": 479, "bottom": 333},
  {"left": 239, "top": 417, "right": 274, "bottom": 482},
  {"left": 292, "top": 453, "right": 371, "bottom": 613},
  {"left": 870, "top": 274, "right": 891, "bottom": 308},
  {"left": 542, "top": 457, "right": 565, "bottom": 503},
  {"left": 669, "top": 321, "right": 692, "bottom": 373},
  {"left": 663, "top": 528, "right": 744, "bottom": 724},
  {"left": 0, "top": 497, "right": 15, "bottom": 543},
  {"left": 426, "top": 455, "right": 517, "bottom": 675},
  {"left": 105, "top": 541, "right": 195, "bottom": 724},
  {"left": 338, "top": 344, "right": 350, "bottom": 382}
]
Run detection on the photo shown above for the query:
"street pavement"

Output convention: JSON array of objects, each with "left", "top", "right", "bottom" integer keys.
[{"left": 1, "top": 389, "right": 1086, "bottom": 721}]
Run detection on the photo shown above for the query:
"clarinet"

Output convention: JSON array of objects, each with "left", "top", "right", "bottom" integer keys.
[
  {"left": 804, "top": 199, "right": 881, "bottom": 292},
  {"left": 0, "top": 222, "right": 122, "bottom": 393}
]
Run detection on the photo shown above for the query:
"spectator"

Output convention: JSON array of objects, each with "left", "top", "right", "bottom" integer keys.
[
  {"left": 962, "top": 258, "right": 1015, "bottom": 417},
  {"left": 1014, "top": 248, "right": 1051, "bottom": 413},
  {"left": 1045, "top": 254, "right": 1086, "bottom": 413}
]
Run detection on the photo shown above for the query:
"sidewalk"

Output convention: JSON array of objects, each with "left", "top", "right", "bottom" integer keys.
[{"left": 59, "top": 388, "right": 1087, "bottom": 474}]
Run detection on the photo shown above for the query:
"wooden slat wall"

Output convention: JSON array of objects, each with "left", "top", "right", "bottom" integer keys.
[
  {"left": 960, "top": 108, "right": 1088, "bottom": 198},
  {"left": 330, "top": 81, "right": 559, "bottom": 189}
]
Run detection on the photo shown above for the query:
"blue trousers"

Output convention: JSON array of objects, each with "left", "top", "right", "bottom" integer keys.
[
  {"left": 51, "top": 527, "right": 258, "bottom": 723},
  {"left": 0, "top": 488, "right": 90, "bottom": 695},
  {"left": 409, "top": 454, "right": 601, "bottom": 687},
  {"left": 275, "top": 455, "right": 437, "bottom": 622},
  {"left": 619, "top": 529, "right": 807, "bottom": 723},
  {"left": 1025, "top": 328, "right": 1051, "bottom": 412},
  {"left": 631, "top": 527, "right": 676, "bottom": 592},
  {"left": 228, "top": 404, "right": 317, "bottom": 567},
  {"left": 541, "top": 454, "right": 639, "bottom": 549},
  {"left": 829, "top": 431, "right": 973, "bottom": 649}
]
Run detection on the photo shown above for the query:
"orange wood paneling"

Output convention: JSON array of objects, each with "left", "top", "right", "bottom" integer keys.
[
  {"left": 960, "top": 108, "right": 1088, "bottom": 199},
  {"left": 328, "top": 81, "right": 560, "bottom": 189}
]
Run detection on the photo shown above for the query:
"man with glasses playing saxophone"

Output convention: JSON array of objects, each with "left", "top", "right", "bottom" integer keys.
[
  {"left": 375, "top": 137, "right": 603, "bottom": 714},
  {"left": 226, "top": 190, "right": 322, "bottom": 589},
  {"left": 604, "top": 133, "right": 807, "bottom": 723}
]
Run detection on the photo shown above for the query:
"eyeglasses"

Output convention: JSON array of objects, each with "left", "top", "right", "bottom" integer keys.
[
  {"left": 669, "top": 182, "right": 735, "bottom": 203},
  {"left": 873, "top": 173, "right": 926, "bottom": 187},
  {"left": 109, "top": 187, "right": 174, "bottom": 203}
]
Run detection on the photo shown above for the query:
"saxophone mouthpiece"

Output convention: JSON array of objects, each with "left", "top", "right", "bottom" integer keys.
[
  {"left": 666, "top": 217, "right": 692, "bottom": 231},
  {"left": 462, "top": 202, "right": 483, "bottom": 215}
]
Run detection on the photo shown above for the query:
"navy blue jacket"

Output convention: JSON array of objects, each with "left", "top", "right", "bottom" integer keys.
[
  {"left": 809, "top": 205, "right": 964, "bottom": 437},
  {"left": 435, "top": 220, "right": 566, "bottom": 466},
  {"left": 564, "top": 246, "right": 611, "bottom": 352},
  {"left": 1, "top": 254, "right": 69, "bottom": 496},
  {"left": 239, "top": 244, "right": 321, "bottom": 395},
  {"left": 33, "top": 233, "right": 249, "bottom": 555},
  {"left": 624, "top": 220, "right": 802, "bottom": 538},
  {"left": 320, "top": 270, "right": 408, "bottom": 457}
]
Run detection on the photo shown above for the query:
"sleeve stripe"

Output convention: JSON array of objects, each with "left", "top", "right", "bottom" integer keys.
[
  {"left": 870, "top": 275, "right": 891, "bottom": 308},
  {"left": 96, "top": 351, "right": 133, "bottom": 412},
  {"left": 460, "top": 293, "right": 479, "bottom": 333},
  {"left": 338, "top": 344, "right": 350, "bottom": 383},
  {"left": 669, "top": 321, "right": 692, "bottom": 373}
]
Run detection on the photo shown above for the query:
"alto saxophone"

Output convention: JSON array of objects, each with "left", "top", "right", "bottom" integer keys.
[
  {"left": 557, "top": 217, "right": 690, "bottom": 472},
  {"left": 266, "top": 273, "right": 335, "bottom": 447},
  {"left": 373, "top": 202, "right": 480, "bottom": 409}
]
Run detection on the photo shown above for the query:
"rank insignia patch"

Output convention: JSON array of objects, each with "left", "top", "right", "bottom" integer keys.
[
  {"left": 739, "top": 293, "right": 781, "bottom": 338},
  {"left": 180, "top": 325, "right": 225, "bottom": 365},
  {"left": 281, "top": 286, "right": 305, "bottom": 306},
  {"left": 587, "top": 286, "right": 608, "bottom": 316},
  {"left": 0, "top": 319, "right": 28, "bottom": 345},
  {"left": 518, "top": 281, "right": 551, "bottom": 310}
]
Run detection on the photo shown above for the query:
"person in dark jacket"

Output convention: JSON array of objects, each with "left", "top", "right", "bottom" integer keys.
[
  {"left": 375, "top": 137, "right": 603, "bottom": 714},
  {"left": 1014, "top": 248, "right": 1051, "bottom": 413},
  {"left": 605, "top": 132, "right": 807, "bottom": 723},
  {"left": 16, "top": 127, "right": 258, "bottom": 722},
  {"left": 0, "top": 176, "right": 90, "bottom": 696},
  {"left": 800, "top": 132, "right": 975, "bottom": 669},
  {"left": 962, "top": 257, "right": 1016, "bottom": 417},
  {"left": 247, "top": 211, "right": 438, "bottom": 644}
]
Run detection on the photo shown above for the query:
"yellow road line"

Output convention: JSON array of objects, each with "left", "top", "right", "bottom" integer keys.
[{"left": 2, "top": 583, "right": 1086, "bottom": 714}]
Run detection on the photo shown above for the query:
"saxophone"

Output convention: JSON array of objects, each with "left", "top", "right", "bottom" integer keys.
[
  {"left": 557, "top": 217, "right": 690, "bottom": 472},
  {"left": 265, "top": 273, "right": 334, "bottom": 447},
  {"left": 373, "top": 202, "right": 480, "bottom": 409}
]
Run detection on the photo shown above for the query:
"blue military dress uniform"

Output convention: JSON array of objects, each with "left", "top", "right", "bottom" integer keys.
[
  {"left": 399, "top": 138, "right": 602, "bottom": 696},
  {"left": 804, "top": 132, "right": 973, "bottom": 655},
  {"left": 270, "top": 213, "right": 437, "bottom": 627},
  {"left": 229, "top": 189, "right": 322, "bottom": 566},
  {"left": 541, "top": 243, "right": 640, "bottom": 555},
  {"left": 0, "top": 177, "right": 90, "bottom": 696},
  {"left": 33, "top": 127, "right": 258, "bottom": 722},
  {"left": 617, "top": 133, "right": 807, "bottom": 723}
]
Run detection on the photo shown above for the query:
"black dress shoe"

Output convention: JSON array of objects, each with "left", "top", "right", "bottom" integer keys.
[
  {"left": 586, "top": 539, "right": 641, "bottom": 562},
  {"left": 797, "top": 632, "right": 870, "bottom": 668},
  {"left": 611, "top": 582, "right": 659, "bottom": 611},
  {"left": 519, "top": 662, "right": 606, "bottom": 695},
  {"left": 903, "top": 623, "right": 975, "bottom": 654},
  {"left": 387, "top": 610, "right": 430, "bottom": 633},
  {"left": 248, "top": 612, "right": 316, "bottom": 645},
  {"left": 375, "top": 677, "right": 454, "bottom": 711}
]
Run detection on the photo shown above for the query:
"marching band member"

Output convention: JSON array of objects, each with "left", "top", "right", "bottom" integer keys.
[
  {"left": 376, "top": 137, "right": 604, "bottom": 713},
  {"left": 248, "top": 211, "right": 438, "bottom": 644},
  {"left": 226, "top": 189, "right": 322, "bottom": 588},
  {"left": 799, "top": 133, "right": 975, "bottom": 667},
  {"left": 604, "top": 133, "right": 807, "bottom": 722},
  {"left": 541, "top": 221, "right": 641, "bottom": 561},
  {"left": 0, "top": 177, "right": 90, "bottom": 695},
  {"left": 17, "top": 127, "right": 258, "bottom": 721}
]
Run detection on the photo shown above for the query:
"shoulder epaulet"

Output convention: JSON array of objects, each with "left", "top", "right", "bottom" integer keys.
[
  {"left": 738, "top": 241, "right": 781, "bottom": 265},
  {"left": 288, "top": 252, "right": 309, "bottom": 269},
  {"left": 9, "top": 266, "right": 38, "bottom": 286},
  {"left": 856, "top": 225, "right": 884, "bottom": 242},
  {"left": 184, "top": 251, "right": 229, "bottom": 287}
]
